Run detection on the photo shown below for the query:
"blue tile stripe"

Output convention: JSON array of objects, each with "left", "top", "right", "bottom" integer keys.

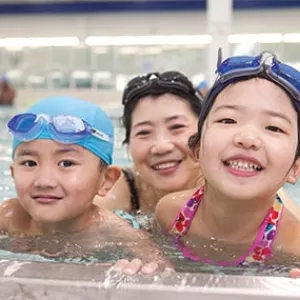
[
  {"left": 0, "top": 1, "right": 299, "bottom": 14},
  {"left": 0, "top": 1, "right": 205, "bottom": 14}
]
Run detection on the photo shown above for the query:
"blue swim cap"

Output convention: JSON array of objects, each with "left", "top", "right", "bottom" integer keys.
[{"left": 11, "top": 96, "right": 114, "bottom": 165}]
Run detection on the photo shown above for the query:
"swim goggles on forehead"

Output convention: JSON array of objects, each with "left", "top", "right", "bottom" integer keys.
[
  {"left": 122, "top": 71, "right": 199, "bottom": 105},
  {"left": 210, "top": 49, "right": 300, "bottom": 108},
  {"left": 7, "top": 113, "right": 111, "bottom": 144}
]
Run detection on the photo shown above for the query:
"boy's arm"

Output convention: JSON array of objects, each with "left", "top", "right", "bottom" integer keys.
[
  {"left": 0, "top": 198, "right": 33, "bottom": 236},
  {"left": 0, "top": 198, "right": 18, "bottom": 233},
  {"left": 123, "top": 228, "right": 172, "bottom": 269},
  {"left": 107, "top": 212, "right": 172, "bottom": 269}
]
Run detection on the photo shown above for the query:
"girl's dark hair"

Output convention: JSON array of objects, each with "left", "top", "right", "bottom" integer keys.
[
  {"left": 188, "top": 76, "right": 300, "bottom": 160},
  {"left": 121, "top": 71, "right": 203, "bottom": 144}
]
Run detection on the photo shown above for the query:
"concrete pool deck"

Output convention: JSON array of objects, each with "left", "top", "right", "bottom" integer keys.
[{"left": 0, "top": 260, "right": 300, "bottom": 299}]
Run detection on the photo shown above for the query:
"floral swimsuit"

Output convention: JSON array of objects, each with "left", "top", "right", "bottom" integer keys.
[{"left": 169, "top": 186, "right": 284, "bottom": 266}]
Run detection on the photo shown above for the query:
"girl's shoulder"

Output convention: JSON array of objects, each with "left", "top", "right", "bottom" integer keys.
[
  {"left": 277, "top": 187, "right": 300, "bottom": 221},
  {"left": 155, "top": 188, "right": 197, "bottom": 232},
  {"left": 275, "top": 207, "right": 300, "bottom": 257}
]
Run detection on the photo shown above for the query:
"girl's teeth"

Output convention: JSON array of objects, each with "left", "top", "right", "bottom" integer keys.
[{"left": 227, "top": 160, "right": 261, "bottom": 171}]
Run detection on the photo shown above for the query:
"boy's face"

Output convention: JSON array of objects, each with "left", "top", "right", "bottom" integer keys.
[{"left": 11, "top": 139, "right": 120, "bottom": 225}]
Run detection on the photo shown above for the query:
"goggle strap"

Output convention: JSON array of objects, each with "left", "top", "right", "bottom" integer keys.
[
  {"left": 91, "top": 128, "right": 110, "bottom": 142},
  {"left": 217, "top": 47, "right": 223, "bottom": 69}
]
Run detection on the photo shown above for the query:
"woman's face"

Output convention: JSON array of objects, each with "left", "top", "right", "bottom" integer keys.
[{"left": 129, "top": 93, "right": 201, "bottom": 193}]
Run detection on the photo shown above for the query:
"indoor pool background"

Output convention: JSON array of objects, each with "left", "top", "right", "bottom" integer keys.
[{"left": 0, "top": 105, "right": 299, "bottom": 278}]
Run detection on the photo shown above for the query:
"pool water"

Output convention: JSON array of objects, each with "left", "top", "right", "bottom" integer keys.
[{"left": 0, "top": 106, "right": 300, "bottom": 277}]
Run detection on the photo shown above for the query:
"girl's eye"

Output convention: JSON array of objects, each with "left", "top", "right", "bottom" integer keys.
[
  {"left": 21, "top": 160, "right": 37, "bottom": 167},
  {"left": 266, "top": 125, "right": 284, "bottom": 133},
  {"left": 59, "top": 160, "right": 75, "bottom": 168},
  {"left": 218, "top": 118, "right": 236, "bottom": 124}
]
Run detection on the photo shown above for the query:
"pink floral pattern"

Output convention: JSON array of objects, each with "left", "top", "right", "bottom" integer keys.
[{"left": 170, "top": 186, "right": 283, "bottom": 266}]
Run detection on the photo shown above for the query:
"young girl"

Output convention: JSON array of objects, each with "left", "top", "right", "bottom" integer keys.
[
  {"left": 156, "top": 51, "right": 300, "bottom": 267},
  {"left": 0, "top": 95, "right": 170, "bottom": 274}
]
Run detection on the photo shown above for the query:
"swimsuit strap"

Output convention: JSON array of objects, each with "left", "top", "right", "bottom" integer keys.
[
  {"left": 122, "top": 168, "right": 140, "bottom": 212},
  {"left": 170, "top": 187, "right": 284, "bottom": 266},
  {"left": 170, "top": 186, "right": 204, "bottom": 236},
  {"left": 243, "top": 194, "right": 284, "bottom": 264}
]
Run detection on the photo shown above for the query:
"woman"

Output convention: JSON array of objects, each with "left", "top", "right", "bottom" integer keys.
[{"left": 96, "top": 71, "right": 203, "bottom": 214}]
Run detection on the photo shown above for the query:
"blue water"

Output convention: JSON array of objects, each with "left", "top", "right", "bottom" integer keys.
[{"left": 284, "top": 181, "right": 300, "bottom": 204}]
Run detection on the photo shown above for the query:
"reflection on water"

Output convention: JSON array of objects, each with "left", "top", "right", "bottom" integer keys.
[{"left": 0, "top": 106, "right": 299, "bottom": 277}]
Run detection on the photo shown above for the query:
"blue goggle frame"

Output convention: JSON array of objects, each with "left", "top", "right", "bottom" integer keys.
[
  {"left": 7, "top": 113, "right": 111, "bottom": 144},
  {"left": 209, "top": 49, "right": 300, "bottom": 110}
]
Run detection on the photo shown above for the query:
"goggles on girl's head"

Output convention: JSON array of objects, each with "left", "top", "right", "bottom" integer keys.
[
  {"left": 208, "top": 49, "right": 300, "bottom": 111},
  {"left": 7, "top": 113, "right": 111, "bottom": 144},
  {"left": 122, "top": 71, "right": 201, "bottom": 105}
]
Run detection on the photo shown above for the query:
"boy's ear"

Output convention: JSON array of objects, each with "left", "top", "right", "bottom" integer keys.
[
  {"left": 97, "top": 165, "right": 121, "bottom": 197},
  {"left": 286, "top": 157, "right": 300, "bottom": 185}
]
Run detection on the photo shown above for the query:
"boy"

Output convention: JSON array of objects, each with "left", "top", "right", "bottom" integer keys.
[{"left": 0, "top": 96, "right": 169, "bottom": 273}]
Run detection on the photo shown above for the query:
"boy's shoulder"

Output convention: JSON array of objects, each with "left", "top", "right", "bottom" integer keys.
[{"left": 0, "top": 198, "right": 25, "bottom": 233}]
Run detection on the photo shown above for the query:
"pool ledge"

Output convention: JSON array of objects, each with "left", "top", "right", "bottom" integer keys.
[{"left": 0, "top": 260, "right": 299, "bottom": 299}]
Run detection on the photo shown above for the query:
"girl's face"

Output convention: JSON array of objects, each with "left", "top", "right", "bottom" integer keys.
[
  {"left": 129, "top": 93, "right": 200, "bottom": 193},
  {"left": 198, "top": 78, "right": 300, "bottom": 201}
]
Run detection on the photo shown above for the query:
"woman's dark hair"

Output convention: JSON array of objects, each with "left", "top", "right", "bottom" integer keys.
[
  {"left": 188, "top": 76, "right": 300, "bottom": 160},
  {"left": 121, "top": 71, "right": 203, "bottom": 144}
]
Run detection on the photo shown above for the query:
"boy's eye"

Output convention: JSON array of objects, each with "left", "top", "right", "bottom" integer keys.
[
  {"left": 218, "top": 118, "right": 236, "bottom": 124},
  {"left": 59, "top": 160, "right": 75, "bottom": 167},
  {"left": 21, "top": 160, "right": 37, "bottom": 167},
  {"left": 266, "top": 125, "right": 284, "bottom": 133}
]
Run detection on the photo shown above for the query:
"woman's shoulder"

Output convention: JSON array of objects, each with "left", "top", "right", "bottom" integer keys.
[{"left": 155, "top": 188, "right": 197, "bottom": 232}]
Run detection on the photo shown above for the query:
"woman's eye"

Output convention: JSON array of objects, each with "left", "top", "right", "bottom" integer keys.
[
  {"left": 136, "top": 130, "right": 151, "bottom": 136},
  {"left": 170, "top": 124, "right": 185, "bottom": 130},
  {"left": 266, "top": 125, "right": 284, "bottom": 133},
  {"left": 59, "top": 160, "right": 75, "bottom": 168},
  {"left": 218, "top": 118, "right": 236, "bottom": 124},
  {"left": 21, "top": 160, "right": 37, "bottom": 167}
]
